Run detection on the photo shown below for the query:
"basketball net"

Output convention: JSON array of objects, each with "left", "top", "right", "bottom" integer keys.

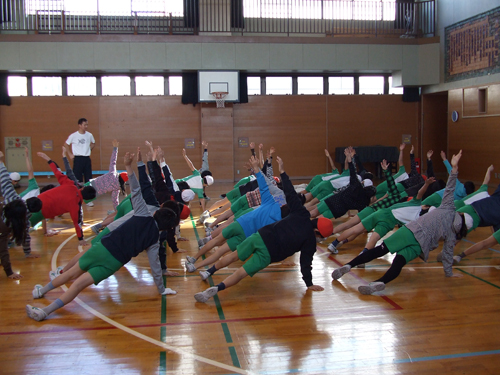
[{"left": 212, "top": 92, "right": 228, "bottom": 108}]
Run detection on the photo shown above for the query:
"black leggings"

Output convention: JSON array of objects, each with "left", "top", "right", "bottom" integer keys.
[{"left": 347, "top": 243, "right": 407, "bottom": 285}]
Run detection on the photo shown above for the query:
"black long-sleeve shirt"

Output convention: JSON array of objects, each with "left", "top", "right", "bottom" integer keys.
[{"left": 258, "top": 172, "right": 317, "bottom": 287}]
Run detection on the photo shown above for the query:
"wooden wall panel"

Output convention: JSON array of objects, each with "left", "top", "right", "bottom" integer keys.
[
  {"left": 201, "top": 105, "right": 234, "bottom": 182},
  {"left": 233, "top": 95, "right": 328, "bottom": 179},
  {"left": 327, "top": 95, "right": 419, "bottom": 173},
  {"left": 0, "top": 97, "right": 100, "bottom": 173},
  {"left": 422, "top": 93, "right": 448, "bottom": 176}
]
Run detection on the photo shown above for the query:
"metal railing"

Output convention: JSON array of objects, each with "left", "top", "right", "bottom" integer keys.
[{"left": 0, "top": 0, "right": 434, "bottom": 37}]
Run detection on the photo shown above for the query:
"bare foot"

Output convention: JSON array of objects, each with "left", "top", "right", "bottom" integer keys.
[
  {"left": 45, "top": 229, "right": 60, "bottom": 237},
  {"left": 177, "top": 237, "right": 189, "bottom": 242},
  {"left": 25, "top": 253, "right": 41, "bottom": 259},
  {"left": 280, "top": 261, "right": 296, "bottom": 267},
  {"left": 176, "top": 249, "right": 187, "bottom": 253},
  {"left": 8, "top": 273, "right": 23, "bottom": 280}
]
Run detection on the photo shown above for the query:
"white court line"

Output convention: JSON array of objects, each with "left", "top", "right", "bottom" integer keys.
[{"left": 51, "top": 233, "right": 254, "bottom": 375}]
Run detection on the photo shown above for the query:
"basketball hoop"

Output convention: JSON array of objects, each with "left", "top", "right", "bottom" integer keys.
[{"left": 212, "top": 92, "right": 228, "bottom": 108}]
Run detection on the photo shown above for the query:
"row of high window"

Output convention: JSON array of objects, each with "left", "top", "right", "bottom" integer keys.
[{"left": 7, "top": 75, "right": 403, "bottom": 97}]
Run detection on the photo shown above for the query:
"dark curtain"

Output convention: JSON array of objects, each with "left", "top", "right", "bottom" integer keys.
[
  {"left": 0, "top": 74, "right": 11, "bottom": 106},
  {"left": 183, "top": 0, "right": 199, "bottom": 28},
  {"left": 181, "top": 72, "right": 199, "bottom": 106},
  {"left": 238, "top": 73, "right": 248, "bottom": 104},
  {"left": 231, "top": 0, "right": 244, "bottom": 29},
  {"left": 1, "top": 0, "right": 12, "bottom": 23}
]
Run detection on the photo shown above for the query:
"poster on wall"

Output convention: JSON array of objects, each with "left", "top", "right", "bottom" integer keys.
[{"left": 445, "top": 6, "right": 500, "bottom": 82}]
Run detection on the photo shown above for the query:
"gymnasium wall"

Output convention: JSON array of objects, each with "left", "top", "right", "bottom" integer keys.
[
  {"left": 448, "top": 82, "right": 500, "bottom": 185},
  {"left": 0, "top": 94, "right": 421, "bottom": 181}
]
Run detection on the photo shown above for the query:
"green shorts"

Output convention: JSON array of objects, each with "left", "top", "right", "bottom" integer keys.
[
  {"left": 78, "top": 242, "right": 123, "bottom": 285},
  {"left": 493, "top": 229, "right": 500, "bottom": 244},
  {"left": 383, "top": 226, "right": 422, "bottom": 264},
  {"left": 91, "top": 227, "right": 110, "bottom": 245},
  {"left": 115, "top": 196, "right": 132, "bottom": 220},
  {"left": 222, "top": 221, "right": 247, "bottom": 251},
  {"left": 29, "top": 211, "right": 44, "bottom": 228},
  {"left": 226, "top": 187, "right": 242, "bottom": 203},
  {"left": 231, "top": 195, "right": 250, "bottom": 216},
  {"left": 422, "top": 193, "right": 442, "bottom": 208},
  {"left": 237, "top": 232, "right": 271, "bottom": 277},
  {"left": 361, "top": 209, "right": 398, "bottom": 238},
  {"left": 306, "top": 175, "right": 326, "bottom": 192},
  {"left": 457, "top": 204, "right": 480, "bottom": 232},
  {"left": 358, "top": 206, "right": 376, "bottom": 221},
  {"left": 311, "top": 181, "right": 335, "bottom": 201},
  {"left": 317, "top": 201, "right": 334, "bottom": 219}
]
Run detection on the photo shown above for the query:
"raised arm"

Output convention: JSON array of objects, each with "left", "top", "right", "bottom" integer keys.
[
  {"left": 426, "top": 150, "right": 435, "bottom": 178},
  {"left": 109, "top": 139, "right": 119, "bottom": 173},
  {"left": 440, "top": 150, "right": 462, "bottom": 209},
  {"left": 416, "top": 177, "right": 436, "bottom": 200},
  {"left": 182, "top": 149, "right": 196, "bottom": 172},
  {"left": 398, "top": 143, "right": 405, "bottom": 169},
  {"left": 258, "top": 143, "right": 264, "bottom": 169},
  {"left": 325, "top": 149, "right": 336, "bottom": 172},
  {"left": 24, "top": 147, "right": 34, "bottom": 179},
  {"left": 482, "top": 165, "right": 494, "bottom": 186},
  {"left": 37, "top": 152, "right": 69, "bottom": 186}
]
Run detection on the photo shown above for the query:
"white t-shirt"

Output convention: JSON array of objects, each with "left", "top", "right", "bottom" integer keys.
[{"left": 66, "top": 131, "right": 95, "bottom": 156}]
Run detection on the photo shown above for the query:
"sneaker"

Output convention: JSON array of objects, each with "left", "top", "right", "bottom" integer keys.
[
  {"left": 107, "top": 210, "right": 115, "bottom": 215},
  {"left": 194, "top": 286, "right": 218, "bottom": 302},
  {"left": 26, "top": 304, "right": 47, "bottom": 321},
  {"left": 199, "top": 270, "right": 211, "bottom": 281},
  {"left": 358, "top": 281, "right": 385, "bottom": 295},
  {"left": 331, "top": 265, "right": 351, "bottom": 280},
  {"left": 186, "top": 255, "right": 196, "bottom": 264},
  {"left": 327, "top": 242, "right": 338, "bottom": 254},
  {"left": 453, "top": 255, "right": 462, "bottom": 265},
  {"left": 186, "top": 262, "right": 197, "bottom": 273},
  {"left": 49, "top": 266, "right": 64, "bottom": 281},
  {"left": 436, "top": 252, "right": 443, "bottom": 262},
  {"left": 198, "top": 236, "right": 211, "bottom": 248},
  {"left": 32, "top": 284, "right": 44, "bottom": 299},
  {"left": 205, "top": 227, "right": 214, "bottom": 236},
  {"left": 87, "top": 202, "right": 94, "bottom": 207},
  {"left": 91, "top": 225, "right": 100, "bottom": 235}
]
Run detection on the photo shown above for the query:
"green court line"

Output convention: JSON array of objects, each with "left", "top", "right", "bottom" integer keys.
[
  {"left": 160, "top": 213, "right": 242, "bottom": 373},
  {"left": 457, "top": 268, "right": 500, "bottom": 290}
]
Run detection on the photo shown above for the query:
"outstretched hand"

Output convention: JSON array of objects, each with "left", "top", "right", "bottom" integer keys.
[
  {"left": 425, "top": 177, "right": 436, "bottom": 185},
  {"left": 124, "top": 152, "right": 135, "bottom": 166},
  {"left": 276, "top": 156, "right": 284, "bottom": 174},
  {"left": 137, "top": 148, "right": 142, "bottom": 162},
  {"left": 270, "top": 147, "right": 275, "bottom": 155},
  {"left": 112, "top": 139, "right": 119, "bottom": 148},
  {"left": 488, "top": 164, "right": 494, "bottom": 172},
  {"left": 202, "top": 140, "right": 208, "bottom": 148},
  {"left": 324, "top": 149, "right": 330, "bottom": 157},
  {"left": 37, "top": 152, "right": 50, "bottom": 161},
  {"left": 410, "top": 145, "right": 414, "bottom": 154},
  {"left": 399, "top": 143, "right": 406, "bottom": 151},
  {"left": 427, "top": 150, "right": 433, "bottom": 159},
  {"left": 249, "top": 155, "right": 260, "bottom": 172},
  {"left": 250, "top": 142, "right": 255, "bottom": 149},
  {"left": 440, "top": 151, "right": 447, "bottom": 161},
  {"left": 381, "top": 159, "right": 389, "bottom": 171},
  {"left": 450, "top": 150, "right": 462, "bottom": 169}
]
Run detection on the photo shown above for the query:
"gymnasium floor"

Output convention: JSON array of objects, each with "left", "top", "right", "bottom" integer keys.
[{"left": 1, "top": 181, "right": 500, "bottom": 375}]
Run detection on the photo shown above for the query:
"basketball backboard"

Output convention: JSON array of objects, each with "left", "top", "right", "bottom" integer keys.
[{"left": 198, "top": 70, "right": 240, "bottom": 103}]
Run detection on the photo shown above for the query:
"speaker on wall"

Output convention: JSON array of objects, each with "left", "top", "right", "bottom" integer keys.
[{"left": 402, "top": 87, "right": 420, "bottom": 102}]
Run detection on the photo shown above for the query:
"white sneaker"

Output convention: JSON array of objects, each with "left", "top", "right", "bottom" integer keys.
[
  {"left": 86, "top": 201, "right": 94, "bottom": 207},
  {"left": 49, "top": 266, "right": 64, "bottom": 281},
  {"left": 199, "top": 270, "right": 211, "bottom": 281},
  {"left": 186, "top": 262, "right": 197, "bottom": 273},
  {"left": 91, "top": 225, "right": 100, "bottom": 235},
  {"left": 32, "top": 284, "right": 44, "bottom": 299},
  {"left": 453, "top": 255, "right": 462, "bottom": 265},
  {"left": 198, "top": 236, "right": 211, "bottom": 248},
  {"left": 358, "top": 281, "right": 385, "bottom": 295},
  {"left": 26, "top": 305, "right": 48, "bottom": 321},
  {"left": 327, "top": 242, "right": 338, "bottom": 254},
  {"left": 331, "top": 265, "right": 351, "bottom": 280},
  {"left": 194, "top": 286, "right": 218, "bottom": 302}
]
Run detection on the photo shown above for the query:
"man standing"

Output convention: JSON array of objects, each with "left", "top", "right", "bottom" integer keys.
[{"left": 65, "top": 118, "right": 95, "bottom": 205}]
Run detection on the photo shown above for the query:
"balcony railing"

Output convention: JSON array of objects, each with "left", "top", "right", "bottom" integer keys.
[{"left": 0, "top": 0, "right": 435, "bottom": 37}]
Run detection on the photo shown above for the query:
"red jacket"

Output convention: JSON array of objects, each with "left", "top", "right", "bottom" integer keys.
[{"left": 39, "top": 161, "right": 84, "bottom": 240}]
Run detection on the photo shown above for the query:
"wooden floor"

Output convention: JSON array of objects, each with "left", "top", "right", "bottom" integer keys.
[{"left": 2, "top": 181, "right": 500, "bottom": 375}]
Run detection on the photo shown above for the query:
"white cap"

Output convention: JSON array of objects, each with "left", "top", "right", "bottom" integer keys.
[
  {"left": 362, "top": 179, "right": 373, "bottom": 187},
  {"left": 9, "top": 172, "right": 21, "bottom": 181},
  {"left": 204, "top": 175, "right": 214, "bottom": 186},
  {"left": 181, "top": 189, "right": 195, "bottom": 202}
]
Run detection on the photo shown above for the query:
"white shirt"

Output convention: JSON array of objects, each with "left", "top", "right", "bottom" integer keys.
[{"left": 66, "top": 131, "right": 95, "bottom": 156}]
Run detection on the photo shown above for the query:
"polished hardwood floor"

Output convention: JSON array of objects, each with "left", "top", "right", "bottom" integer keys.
[{"left": 1, "top": 181, "right": 500, "bottom": 375}]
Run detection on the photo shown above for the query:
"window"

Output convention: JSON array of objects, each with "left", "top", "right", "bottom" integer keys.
[
  {"left": 388, "top": 77, "right": 403, "bottom": 95},
  {"left": 297, "top": 77, "right": 323, "bottom": 95},
  {"left": 67, "top": 77, "right": 97, "bottom": 96},
  {"left": 247, "top": 77, "right": 261, "bottom": 95},
  {"left": 169, "top": 76, "right": 182, "bottom": 95},
  {"left": 328, "top": 77, "right": 354, "bottom": 95},
  {"left": 135, "top": 76, "right": 164, "bottom": 96},
  {"left": 102, "top": 76, "right": 131, "bottom": 96},
  {"left": 7, "top": 77, "right": 28, "bottom": 96},
  {"left": 359, "top": 76, "right": 384, "bottom": 95},
  {"left": 32, "top": 77, "right": 62, "bottom": 96},
  {"left": 266, "top": 77, "right": 292, "bottom": 95}
]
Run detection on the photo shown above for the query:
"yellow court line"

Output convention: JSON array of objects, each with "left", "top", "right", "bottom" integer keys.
[{"left": 50, "top": 232, "right": 254, "bottom": 375}]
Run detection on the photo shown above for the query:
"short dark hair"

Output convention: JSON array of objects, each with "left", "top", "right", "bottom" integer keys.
[
  {"left": 153, "top": 207, "right": 178, "bottom": 231},
  {"left": 177, "top": 181, "right": 190, "bottom": 191},
  {"left": 26, "top": 197, "right": 43, "bottom": 213},
  {"left": 78, "top": 118, "right": 88, "bottom": 125},
  {"left": 456, "top": 213, "right": 469, "bottom": 240},
  {"left": 40, "top": 184, "right": 56, "bottom": 194},
  {"left": 81, "top": 186, "right": 97, "bottom": 200},
  {"left": 200, "top": 170, "right": 212, "bottom": 179},
  {"left": 161, "top": 200, "right": 181, "bottom": 226},
  {"left": 464, "top": 181, "right": 475, "bottom": 196}
]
